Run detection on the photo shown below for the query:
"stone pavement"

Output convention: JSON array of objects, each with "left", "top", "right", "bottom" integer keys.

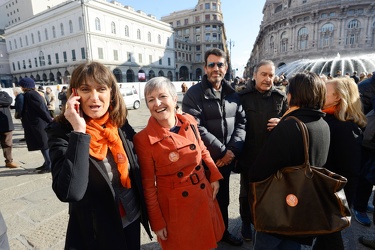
[{"left": 0, "top": 95, "right": 374, "bottom": 249}]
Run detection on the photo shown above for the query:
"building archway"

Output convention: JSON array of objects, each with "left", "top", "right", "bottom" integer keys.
[
  {"left": 158, "top": 70, "right": 164, "bottom": 76},
  {"left": 49, "top": 72, "right": 55, "bottom": 82},
  {"left": 56, "top": 72, "right": 62, "bottom": 84},
  {"left": 195, "top": 68, "right": 203, "bottom": 81},
  {"left": 113, "top": 68, "right": 122, "bottom": 82},
  {"left": 149, "top": 70, "right": 155, "bottom": 80},
  {"left": 179, "top": 66, "right": 189, "bottom": 81},
  {"left": 138, "top": 69, "right": 146, "bottom": 82},
  {"left": 126, "top": 69, "right": 135, "bottom": 82},
  {"left": 167, "top": 71, "right": 173, "bottom": 81}
]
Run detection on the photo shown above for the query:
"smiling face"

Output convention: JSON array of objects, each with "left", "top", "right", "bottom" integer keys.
[
  {"left": 146, "top": 86, "right": 177, "bottom": 128},
  {"left": 77, "top": 79, "right": 111, "bottom": 120},
  {"left": 204, "top": 54, "right": 228, "bottom": 87},
  {"left": 253, "top": 64, "right": 275, "bottom": 93}
]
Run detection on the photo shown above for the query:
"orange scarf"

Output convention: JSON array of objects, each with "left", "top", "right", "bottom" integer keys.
[
  {"left": 86, "top": 113, "right": 131, "bottom": 188},
  {"left": 322, "top": 105, "right": 337, "bottom": 115}
]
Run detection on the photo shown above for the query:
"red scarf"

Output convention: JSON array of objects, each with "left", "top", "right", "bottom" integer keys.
[
  {"left": 86, "top": 113, "right": 131, "bottom": 188},
  {"left": 322, "top": 105, "right": 337, "bottom": 115}
]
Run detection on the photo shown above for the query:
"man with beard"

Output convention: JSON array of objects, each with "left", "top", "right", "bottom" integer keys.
[{"left": 182, "top": 48, "right": 246, "bottom": 246}]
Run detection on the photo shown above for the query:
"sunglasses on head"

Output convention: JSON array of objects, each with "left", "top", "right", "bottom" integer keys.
[{"left": 207, "top": 62, "right": 225, "bottom": 68}]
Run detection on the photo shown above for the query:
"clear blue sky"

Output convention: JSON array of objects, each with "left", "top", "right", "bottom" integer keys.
[{"left": 117, "top": 0, "right": 265, "bottom": 77}]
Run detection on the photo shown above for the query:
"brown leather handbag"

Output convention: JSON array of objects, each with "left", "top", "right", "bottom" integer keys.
[{"left": 249, "top": 116, "right": 351, "bottom": 236}]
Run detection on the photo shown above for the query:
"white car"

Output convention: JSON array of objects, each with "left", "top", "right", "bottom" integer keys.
[{"left": 121, "top": 87, "right": 141, "bottom": 109}]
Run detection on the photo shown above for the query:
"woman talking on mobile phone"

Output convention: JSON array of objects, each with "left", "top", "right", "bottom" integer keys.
[{"left": 45, "top": 61, "right": 152, "bottom": 249}]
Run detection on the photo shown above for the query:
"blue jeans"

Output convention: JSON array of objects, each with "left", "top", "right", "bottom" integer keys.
[{"left": 254, "top": 231, "right": 301, "bottom": 250}]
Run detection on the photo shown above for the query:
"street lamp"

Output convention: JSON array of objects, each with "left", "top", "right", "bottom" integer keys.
[{"left": 227, "top": 39, "right": 235, "bottom": 79}]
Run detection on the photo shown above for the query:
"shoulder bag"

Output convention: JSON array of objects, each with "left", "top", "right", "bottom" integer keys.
[{"left": 249, "top": 116, "right": 351, "bottom": 236}]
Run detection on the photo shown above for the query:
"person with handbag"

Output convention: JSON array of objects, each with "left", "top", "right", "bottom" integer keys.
[
  {"left": 45, "top": 62, "right": 152, "bottom": 249},
  {"left": 314, "top": 77, "right": 366, "bottom": 249},
  {"left": 249, "top": 72, "right": 331, "bottom": 249},
  {"left": 133, "top": 77, "right": 225, "bottom": 250}
]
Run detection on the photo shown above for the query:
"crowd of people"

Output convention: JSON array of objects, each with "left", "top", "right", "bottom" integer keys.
[{"left": 0, "top": 48, "right": 375, "bottom": 249}]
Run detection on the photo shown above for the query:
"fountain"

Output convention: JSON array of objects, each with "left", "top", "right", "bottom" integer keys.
[{"left": 276, "top": 54, "right": 375, "bottom": 78}]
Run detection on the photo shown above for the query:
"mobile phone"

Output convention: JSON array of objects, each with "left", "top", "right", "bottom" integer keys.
[{"left": 72, "top": 88, "right": 79, "bottom": 113}]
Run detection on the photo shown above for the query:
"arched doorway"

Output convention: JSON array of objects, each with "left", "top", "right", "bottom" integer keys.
[
  {"left": 126, "top": 69, "right": 135, "bottom": 82},
  {"left": 195, "top": 68, "right": 203, "bottom": 81},
  {"left": 56, "top": 72, "right": 62, "bottom": 84},
  {"left": 148, "top": 70, "right": 155, "bottom": 80},
  {"left": 167, "top": 71, "right": 173, "bottom": 81},
  {"left": 179, "top": 66, "right": 189, "bottom": 81},
  {"left": 36, "top": 74, "right": 41, "bottom": 81},
  {"left": 113, "top": 68, "right": 122, "bottom": 82},
  {"left": 49, "top": 72, "right": 55, "bottom": 82},
  {"left": 158, "top": 70, "right": 164, "bottom": 77},
  {"left": 64, "top": 70, "right": 70, "bottom": 84},
  {"left": 138, "top": 69, "right": 146, "bottom": 82}
]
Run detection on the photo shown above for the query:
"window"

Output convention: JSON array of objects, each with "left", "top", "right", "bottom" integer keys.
[
  {"left": 195, "top": 27, "right": 200, "bottom": 33},
  {"left": 167, "top": 38, "right": 170, "bottom": 46},
  {"left": 168, "top": 57, "right": 171, "bottom": 66},
  {"left": 78, "top": 17, "right": 83, "bottom": 31},
  {"left": 39, "top": 51, "right": 45, "bottom": 66},
  {"left": 280, "top": 32, "right": 288, "bottom": 52},
  {"left": 176, "top": 20, "right": 181, "bottom": 26},
  {"left": 148, "top": 32, "right": 151, "bottom": 42},
  {"left": 47, "top": 55, "right": 51, "bottom": 65},
  {"left": 14, "top": 39, "right": 17, "bottom": 49},
  {"left": 346, "top": 19, "right": 360, "bottom": 45},
  {"left": 138, "top": 53, "right": 142, "bottom": 63},
  {"left": 37, "top": 31, "right": 41, "bottom": 42},
  {"left": 159, "top": 57, "right": 162, "bottom": 65},
  {"left": 95, "top": 18, "right": 101, "bottom": 31},
  {"left": 34, "top": 58, "right": 38, "bottom": 67},
  {"left": 196, "top": 35, "right": 200, "bottom": 42},
  {"left": 19, "top": 37, "right": 22, "bottom": 47},
  {"left": 60, "top": 23, "right": 64, "bottom": 36},
  {"left": 98, "top": 48, "right": 103, "bottom": 59},
  {"left": 205, "top": 33, "right": 210, "bottom": 41},
  {"left": 63, "top": 51, "right": 67, "bottom": 62},
  {"left": 196, "top": 45, "right": 201, "bottom": 51},
  {"left": 25, "top": 35, "right": 28, "bottom": 46},
  {"left": 72, "top": 50, "right": 76, "bottom": 61},
  {"left": 137, "top": 29, "right": 141, "bottom": 40},
  {"left": 320, "top": 23, "right": 334, "bottom": 47},
  {"left": 127, "top": 52, "right": 131, "bottom": 62},
  {"left": 184, "top": 18, "right": 188, "bottom": 25},
  {"left": 212, "top": 15, "right": 217, "bottom": 20},
  {"left": 111, "top": 22, "right": 116, "bottom": 34},
  {"left": 205, "top": 3, "right": 210, "bottom": 9},
  {"left": 28, "top": 59, "right": 32, "bottom": 68},
  {"left": 114, "top": 50, "right": 118, "bottom": 61},
  {"left": 195, "top": 16, "right": 200, "bottom": 23},
  {"left": 297, "top": 27, "right": 308, "bottom": 50},
  {"left": 212, "top": 3, "right": 217, "bottom": 10},
  {"left": 45, "top": 28, "right": 48, "bottom": 40},
  {"left": 149, "top": 55, "right": 153, "bottom": 64},
  {"left": 81, "top": 47, "right": 86, "bottom": 59},
  {"left": 52, "top": 26, "right": 56, "bottom": 38},
  {"left": 205, "top": 15, "right": 210, "bottom": 21},
  {"left": 69, "top": 20, "right": 73, "bottom": 33},
  {"left": 8, "top": 41, "right": 12, "bottom": 50},
  {"left": 31, "top": 33, "right": 34, "bottom": 44},
  {"left": 212, "top": 33, "right": 217, "bottom": 41},
  {"left": 55, "top": 53, "right": 59, "bottom": 64},
  {"left": 125, "top": 25, "right": 129, "bottom": 37},
  {"left": 158, "top": 34, "right": 161, "bottom": 44}
]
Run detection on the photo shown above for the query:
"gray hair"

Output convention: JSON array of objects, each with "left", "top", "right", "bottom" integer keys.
[
  {"left": 13, "top": 86, "right": 23, "bottom": 95},
  {"left": 144, "top": 77, "right": 177, "bottom": 104},
  {"left": 254, "top": 60, "right": 275, "bottom": 74}
]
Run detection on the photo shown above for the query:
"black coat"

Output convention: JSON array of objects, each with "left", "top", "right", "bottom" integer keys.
[
  {"left": 358, "top": 73, "right": 375, "bottom": 114},
  {"left": 46, "top": 121, "right": 152, "bottom": 249},
  {"left": 0, "top": 91, "right": 14, "bottom": 133},
  {"left": 181, "top": 75, "right": 246, "bottom": 160},
  {"left": 22, "top": 90, "right": 52, "bottom": 151},
  {"left": 323, "top": 114, "right": 362, "bottom": 206},
  {"left": 238, "top": 81, "right": 288, "bottom": 172}
]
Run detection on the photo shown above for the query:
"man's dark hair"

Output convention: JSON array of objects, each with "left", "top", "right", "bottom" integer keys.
[{"left": 204, "top": 48, "right": 227, "bottom": 66}]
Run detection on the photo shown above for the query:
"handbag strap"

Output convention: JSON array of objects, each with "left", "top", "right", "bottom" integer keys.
[{"left": 285, "top": 116, "right": 313, "bottom": 177}]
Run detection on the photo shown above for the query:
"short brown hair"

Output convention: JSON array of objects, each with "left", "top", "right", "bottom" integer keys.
[
  {"left": 204, "top": 48, "right": 227, "bottom": 66},
  {"left": 288, "top": 72, "right": 326, "bottom": 109}
]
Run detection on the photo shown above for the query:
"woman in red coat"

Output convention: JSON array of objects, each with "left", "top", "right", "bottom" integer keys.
[{"left": 134, "top": 77, "right": 225, "bottom": 250}]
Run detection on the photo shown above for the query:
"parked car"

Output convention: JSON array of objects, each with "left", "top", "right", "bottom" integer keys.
[{"left": 121, "top": 87, "right": 140, "bottom": 109}]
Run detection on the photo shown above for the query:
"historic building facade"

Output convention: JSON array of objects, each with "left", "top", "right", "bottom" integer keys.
[
  {"left": 161, "top": 0, "right": 230, "bottom": 81},
  {"left": 4, "top": 0, "right": 175, "bottom": 85},
  {"left": 245, "top": 0, "right": 375, "bottom": 77}
]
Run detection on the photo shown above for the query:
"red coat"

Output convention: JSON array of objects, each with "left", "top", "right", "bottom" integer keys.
[{"left": 134, "top": 113, "right": 224, "bottom": 250}]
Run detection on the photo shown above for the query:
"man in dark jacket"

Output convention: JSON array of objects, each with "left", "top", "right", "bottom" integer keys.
[
  {"left": 19, "top": 77, "right": 53, "bottom": 173},
  {"left": 0, "top": 87, "right": 18, "bottom": 168},
  {"left": 182, "top": 48, "right": 246, "bottom": 246},
  {"left": 237, "top": 60, "right": 288, "bottom": 240}
]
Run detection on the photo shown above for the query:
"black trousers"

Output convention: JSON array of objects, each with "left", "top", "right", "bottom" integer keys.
[{"left": 216, "top": 164, "right": 232, "bottom": 236}]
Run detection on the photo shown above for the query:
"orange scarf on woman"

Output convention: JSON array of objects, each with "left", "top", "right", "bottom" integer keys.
[
  {"left": 86, "top": 112, "right": 131, "bottom": 188},
  {"left": 322, "top": 105, "right": 337, "bottom": 115}
]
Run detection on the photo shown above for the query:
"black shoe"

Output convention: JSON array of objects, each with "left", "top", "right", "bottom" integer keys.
[
  {"left": 241, "top": 223, "right": 252, "bottom": 241},
  {"left": 37, "top": 168, "right": 51, "bottom": 174},
  {"left": 359, "top": 236, "right": 375, "bottom": 249},
  {"left": 35, "top": 166, "right": 45, "bottom": 171},
  {"left": 221, "top": 233, "right": 243, "bottom": 246}
]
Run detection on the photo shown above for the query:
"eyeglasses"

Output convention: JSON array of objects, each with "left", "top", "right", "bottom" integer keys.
[{"left": 207, "top": 62, "right": 225, "bottom": 68}]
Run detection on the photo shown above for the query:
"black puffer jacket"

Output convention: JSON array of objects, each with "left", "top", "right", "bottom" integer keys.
[
  {"left": 182, "top": 75, "right": 246, "bottom": 160},
  {"left": 358, "top": 73, "right": 375, "bottom": 114},
  {"left": 237, "top": 81, "right": 288, "bottom": 172}
]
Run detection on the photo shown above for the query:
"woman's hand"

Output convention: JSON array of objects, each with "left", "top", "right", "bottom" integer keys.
[
  {"left": 155, "top": 228, "right": 168, "bottom": 240},
  {"left": 64, "top": 94, "right": 86, "bottom": 133},
  {"left": 267, "top": 118, "right": 280, "bottom": 131},
  {"left": 211, "top": 181, "right": 220, "bottom": 200}
]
